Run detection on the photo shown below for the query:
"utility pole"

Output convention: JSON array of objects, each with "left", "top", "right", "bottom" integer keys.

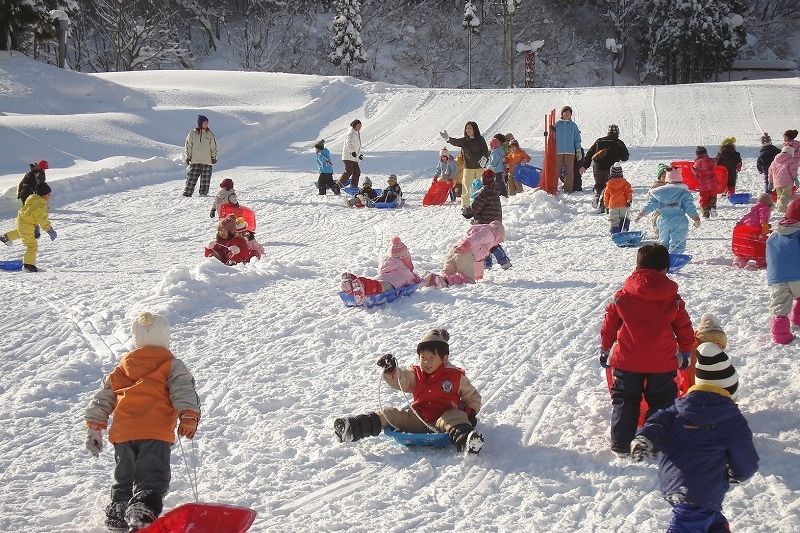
[
  {"left": 605, "top": 38, "right": 624, "bottom": 86},
  {"left": 463, "top": 1, "right": 481, "bottom": 89},
  {"left": 498, "top": 0, "right": 521, "bottom": 88}
]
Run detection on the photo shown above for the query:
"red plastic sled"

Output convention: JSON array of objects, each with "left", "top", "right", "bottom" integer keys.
[
  {"left": 423, "top": 179, "right": 452, "bottom": 206},
  {"left": 732, "top": 223, "right": 767, "bottom": 267},
  {"left": 219, "top": 205, "right": 257, "bottom": 232},
  {"left": 605, "top": 366, "right": 692, "bottom": 428},
  {"left": 140, "top": 503, "right": 256, "bottom": 533},
  {"left": 670, "top": 161, "right": 727, "bottom": 194}
]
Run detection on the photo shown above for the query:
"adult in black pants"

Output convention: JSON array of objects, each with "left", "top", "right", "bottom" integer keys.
[{"left": 579, "top": 124, "right": 629, "bottom": 213}]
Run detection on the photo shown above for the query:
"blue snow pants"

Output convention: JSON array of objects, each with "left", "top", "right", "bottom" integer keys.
[
  {"left": 610, "top": 369, "right": 677, "bottom": 453},
  {"left": 657, "top": 214, "right": 689, "bottom": 254},
  {"left": 668, "top": 504, "right": 730, "bottom": 533},
  {"left": 484, "top": 245, "right": 511, "bottom": 269}
]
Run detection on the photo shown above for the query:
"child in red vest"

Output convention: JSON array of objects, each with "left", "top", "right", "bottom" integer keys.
[
  {"left": 599, "top": 243, "right": 696, "bottom": 455},
  {"left": 204, "top": 214, "right": 250, "bottom": 265},
  {"left": 334, "top": 329, "right": 484, "bottom": 453}
]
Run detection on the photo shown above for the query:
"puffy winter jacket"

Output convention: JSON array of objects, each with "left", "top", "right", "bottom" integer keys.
[
  {"left": 374, "top": 257, "right": 419, "bottom": 289},
  {"left": 342, "top": 128, "right": 361, "bottom": 162},
  {"left": 757, "top": 144, "right": 781, "bottom": 175},
  {"left": 716, "top": 145, "right": 742, "bottom": 184},
  {"left": 316, "top": 148, "right": 333, "bottom": 173},
  {"left": 600, "top": 268, "right": 695, "bottom": 373},
  {"left": 637, "top": 387, "right": 759, "bottom": 511},
  {"left": 185, "top": 128, "right": 218, "bottom": 166},
  {"left": 554, "top": 119, "right": 582, "bottom": 154},
  {"left": 768, "top": 152, "right": 799, "bottom": 190},
  {"left": 213, "top": 187, "right": 238, "bottom": 211},
  {"left": 384, "top": 364, "right": 481, "bottom": 424},
  {"left": 434, "top": 156, "right": 457, "bottom": 180},
  {"left": 738, "top": 200, "right": 771, "bottom": 227},
  {"left": 505, "top": 148, "right": 531, "bottom": 177},
  {"left": 642, "top": 183, "right": 699, "bottom": 221},
  {"left": 582, "top": 135, "right": 629, "bottom": 172},
  {"left": 84, "top": 346, "right": 201, "bottom": 444},
  {"left": 376, "top": 184, "right": 402, "bottom": 204},
  {"left": 785, "top": 139, "right": 800, "bottom": 167},
  {"left": 487, "top": 147, "right": 505, "bottom": 174},
  {"left": 447, "top": 132, "right": 489, "bottom": 169},
  {"left": 766, "top": 223, "right": 800, "bottom": 284},
  {"left": 602, "top": 176, "right": 633, "bottom": 209},
  {"left": 469, "top": 180, "right": 502, "bottom": 224},
  {"left": 17, "top": 169, "right": 46, "bottom": 203},
  {"left": 205, "top": 234, "right": 251, "bottom": 265},
  {"left": 693, "top": 155, "right": 718, "bottom": 192},
  {"left": 17, "top": 194, "right": 52, "bottom": 231},
  {"left": 451, "top": 222, "right": 504, "bottom": 281}
]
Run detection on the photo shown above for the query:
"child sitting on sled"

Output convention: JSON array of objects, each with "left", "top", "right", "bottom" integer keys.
[
  {"left": 0, "top": 182, "right": 57, "bottom": 273},
  {"left": 204, "top": 214, "right": 250, "bottom": 265},
  {"left": 347, "top": 176, "right": 378, "bottom": 208},
  {"left": 424, "top": 221, "right": 507, "bottom": 288},
  {"left": 334, "top": 328, "right": 484, "bottom": 453},
  {"left": 603, "top": 164, "right": 633, "bottom": 234},
  {"left": 341, "top": 237, "right": 422, "bottom": 305},
  {"left": 210, "top": 178, "right": 238, "bottom": 218},
  {"left": 234, "top": 217, "right": 264, "bottom": 261},
  {"left": 631, "top": 342, "right": 758, "bottom": 533},
  {"left": 84, "top": 311, "right": 201, "bottom": 532},
  {"left": 635, "top": 168, "right": 701, "bottom": 254},
  {"left": 375, "top": 175, "right": 402, "bottom": 204},
  {"left": 434, "top": 147, "right": 458, "bottom": 202},
  {"left": 738, "top": 193, "right": 774, "bottom": 234}
]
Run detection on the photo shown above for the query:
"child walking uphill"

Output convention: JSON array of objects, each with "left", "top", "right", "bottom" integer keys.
[
  {"left": 765, "top": 198, "right": 800, "bottom": 344},
  {"left": 716, "top": 137, "right": 742, "bottom": 196},
  {"left": 757, "top": 133, "right": 781, "bottom": 193},
  {"left": 424, "top": 221, "right": 508, "bottom": 288},
  {"left": 631, "top": 342, "right": 759, "bottom": 532},
  {"left": 769, "top": 146, "right": 799, "bottom": 213},
  {"left": 84, "top": 311, "right": 201, "bottom": 532},
  {"left": 1, "top": 182, "right": 57, "bottom": 272},
  {"left": 334, "top": 329, "right": 484, "bottom": 453},
  {"left": 315, "top": 139, "right": 340, "bottom": 195},
  {"left": 636, "top": 168, "right": 701, "bottom": 254},
  {"left": 599, "top": 244, "right": 695, "bottom": 455},
  {"left": 210, "top": 178, "right": 238, "bottom": 218},
  {"left": 341, "top": 237, "right": 422, "bottom": 304},
  {"left": 693, "top": 146, "right": 719, "bottom": 218},
  {"left": 602, "top": 164, "right": 633, "bottom": 234}
]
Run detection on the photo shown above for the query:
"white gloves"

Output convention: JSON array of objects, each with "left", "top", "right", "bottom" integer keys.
[
  {"left": 229, "top": 245, "right": 240, "bottom": 255},
  {"left": 439, "top": 130, "right": 449, "bottom": 140},
  {"left": 86, "top": 428, "right": 104, "bottom": 457}
]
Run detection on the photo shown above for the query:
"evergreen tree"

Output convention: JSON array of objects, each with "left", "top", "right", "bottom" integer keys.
[
  {"left": 0, "top": 0, "right": 48, "bottom": 51},
  {"left": 328, "top": 0, "right": 366, "bottom": 76}
]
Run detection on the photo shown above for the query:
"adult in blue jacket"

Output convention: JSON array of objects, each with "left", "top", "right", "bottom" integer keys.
[
  {"left": 765, "top": 197, "right": 800, "bottom": 344},
  {"left": 636, "top": 169, "right": 701, "bottom": 254},
  {"left": 552, "top": 106, "right": 582, "bottom": 193},
  {"left": 631, "top": 342, "right": 759, "bottom": 533}
]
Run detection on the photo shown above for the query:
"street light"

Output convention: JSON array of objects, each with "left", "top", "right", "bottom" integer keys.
[
  {"left": 605, "top": 38, "right": 624, "bottom": 86},
  {"left": 516, "top": 40, "right": 544, "bottom": 88}
]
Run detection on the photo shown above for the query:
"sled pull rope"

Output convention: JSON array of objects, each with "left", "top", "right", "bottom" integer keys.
[
  {"left": 377, "top": 367, "right": 440, "bottom": 434},
  {"left": 179, "top": 436, "right": 200, "bottom": 502}
]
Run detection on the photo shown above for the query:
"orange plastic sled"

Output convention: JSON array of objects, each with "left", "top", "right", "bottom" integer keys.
[{"left": 538, "top": 109, "right": 558, "bottom": 195}]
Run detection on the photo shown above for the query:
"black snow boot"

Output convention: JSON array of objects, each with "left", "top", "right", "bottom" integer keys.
[
  {"left": 125, "top": 489, "right": 162, "bottom": 531},
  {"left": 23, "top": 264, "right": 38, "bottom": 272},
  {"left": 334, "top": 413, "right": 382, "bottom": 443},
  {"left": 448, "top": 423, "right": 484, "bottom": 454},
  {"left": 104, "top": 501, "right": 128, "bottom": 533}
]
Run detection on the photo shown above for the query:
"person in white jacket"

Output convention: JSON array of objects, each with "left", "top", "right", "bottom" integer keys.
[
  {"left": 183, "top": 114, "right": 218, "bottom": 197},
  {"left": 338, "top": 119, "right": 363, "bottom": 188}
]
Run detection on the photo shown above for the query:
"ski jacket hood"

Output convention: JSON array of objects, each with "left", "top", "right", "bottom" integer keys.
[
  {"left": 623, "top": 268, "right": 678, "bottom": 301},
  {"left": 644, "top": 183, "right": 699, "bottom": 220},
  {"left": 675, "top": 388, "right": 741, "bottom": 426}
]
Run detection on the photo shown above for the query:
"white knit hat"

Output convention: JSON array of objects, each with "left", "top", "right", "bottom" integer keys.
[
  {"left": 131, "top": 311, "right": 171, "bottom": 349},
  {"left": 696, "top": 313, "right": 723, "bottom": 335},
  {"left": 695, "top": 342, "right": 738, "bottom": 398},
  {"left": 782, "top": 145, "right": 795, "bottom": 156}
]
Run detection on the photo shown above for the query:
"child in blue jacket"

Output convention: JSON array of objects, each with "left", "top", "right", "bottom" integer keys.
[
  {"left": 487, "top": 135, "right": 508, "bottom": 197},
  {"left": 631, "top": 342, "right": 759, "bottom": 533},
  {"left": 315, "top": 139, "right": 340, "bottom": 195},
  {"left": 765, "top": 197, "right": 800, "bottom": 344},
  {"left": 636, "top": 168, "right": 701, "bottom": 254}
]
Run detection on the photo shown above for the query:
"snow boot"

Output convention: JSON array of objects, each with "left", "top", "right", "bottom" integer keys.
[
  {"left": 23, "top": 264, "right": 38, "bottom": 272},
  {"left": 125, "top": 490, "right": 162, "bottom": 531},
  {"left": 105, "top": 501, "right": 128, "bottom": 533},
  {"left": 0, "top": 234, "right": 9, "bottom": 246},
  {"left": 334, "top": 412, "right": 382, "bottom": 443},
  {"left": 733, "top": 257, "right": 747, "bottom": 269},
  {"left": 771, "top": 316, "right": 795, "bottom": 344},
  {"left": 448, "top": 423, "right": 484, "bottom": 454},
  {"left": 791, "top": 299, "right": 800, "bottom": 328},
  {"left": 491, "top": 245, "right": 512, "bottom": 270}
]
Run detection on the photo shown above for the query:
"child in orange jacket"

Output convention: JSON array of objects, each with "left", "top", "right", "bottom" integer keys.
[
  {"left": 84, "top": 311, "right": 201, "bottom": 532},
  {"left": 603, "top": 164, "right": 633, "bottom": 234},
  {"left": 504, "top": 139, "right": 531, "bottom": 196}
]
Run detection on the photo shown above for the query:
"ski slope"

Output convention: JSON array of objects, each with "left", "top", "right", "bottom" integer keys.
[{"left": 1, "top": 54, "right": 799, "bottom": 532}]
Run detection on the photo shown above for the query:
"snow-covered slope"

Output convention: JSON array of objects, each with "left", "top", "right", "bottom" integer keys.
[{"left": 1, "top": 55, "right": 799, "bottom": 532}]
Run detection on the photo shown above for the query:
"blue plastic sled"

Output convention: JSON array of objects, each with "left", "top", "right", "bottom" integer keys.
[
  {"left": 728, "top": 193, "right": 752, "bottom": 205},
  {"left": 374, "top": 196, "right": 404, "bottom": 209},
  {"left": 339, "top": 282, "right": 422, "bottom": 308},
  {"left": 0, "top": 260, "right": 23, "bottom": 271},
  {"left": 669, "top": 253, "right": 692, "bottom": 273},
  {"left": 515, "top": 165, "right": 542, "bottom": 188},
  {"left": 384, "top": 427, "right": 450, "bottom": 448},
  {"left": 611, "top": 231, "right": 645, "bottom": 248}
]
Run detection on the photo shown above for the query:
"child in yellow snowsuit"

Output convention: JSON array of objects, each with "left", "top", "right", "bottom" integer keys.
[{"left": 1, "top": 182, "right": 56, "bottom": 272}]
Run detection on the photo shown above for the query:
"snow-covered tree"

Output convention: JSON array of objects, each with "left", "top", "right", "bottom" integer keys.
[
  {"left": 602, "top": 0, "right": 637, "bottom": 73},
  {"left": 328, "top": 0, "right": 367, "bottom": 76},
  {"left": 462, "top": 0, "right": 480, "bottom": 33}
]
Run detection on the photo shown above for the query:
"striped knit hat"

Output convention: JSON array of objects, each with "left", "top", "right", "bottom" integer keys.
[
  {"left": 695, "top": 342, "right": 739, "bottom": 397},
  {"left": 610, "top": 164, "right": 623, "bottom": 178}
]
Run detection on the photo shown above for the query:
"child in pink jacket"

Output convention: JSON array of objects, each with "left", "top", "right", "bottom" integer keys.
[
  {"left": 425, "top": 220, "right": 506, "bottom": 288},
  {"left": 341, "top": 237, "right": 422, "bottom": 304},
  {"left": 738, "top": 193, "right": 774, "bottom": 233},
  {"left": 769, "top": 146, "right": 799, "bottom": 213},
  {"left": 693, "top": 146, "right": 719, "bottom": 218}
]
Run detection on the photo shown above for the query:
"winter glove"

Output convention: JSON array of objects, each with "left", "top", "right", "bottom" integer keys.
[
  {"left": 678, "top": 351, "right": 691, "bottom": 370},
  {"left": 47, "top": 228, "right": 57, "bottom": 241},
  {"left": 630, "top": 435, "right": 655, "bottom": 462},
  {"left": 210, "top": 208, "right": 216, "bottom": 218},
  {"left": 34, "top": 226, "right": 41, "bottom": 239},
  {"left": 178, "top": 410, "right": 200, "bottom": 439},
  {"left": 575, "top": 149, "right": 582, "bottom": 159},
  {"left": 465, "top": 407, "right": 478, "bottom": 428},
  {"left": 228, "top": 245, "right": 240, "bottom": 255},
  {"left": 439, "top": 130, "right": 449, "bottom": 140},
  {"left": 693, "top": 218, "right": 701, "bottom": 228},
  {"left": 578, "top": 167, "right": 586, "bottom": 175},
  {"left": 478, "top": 155, "right": 489, "bottom": 168},
  {"left": 376, "top": 353, "right": 397, "bottom": 373},
  {"left": 358, "top": 154, "right": 363, "bottom": 160},
  {"left": 599, "top": 349, "right": 610, "bottom": 369},
  {"left": 211, "top": 157, "right": 217, "bottom": 164},
  {"left": 461, "top": 206, "right": 474, "bottom": 219},
  {"left": 351, "top": 151, "right": 358, "bottom": 158},
  {"left": 85, "top": 422, "right": 105, "bottom": 457}
]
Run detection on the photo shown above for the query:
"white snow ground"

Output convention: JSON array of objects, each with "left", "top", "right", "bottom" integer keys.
[{"left": 1, "top": 54, "right": 799, "bottom": 532}]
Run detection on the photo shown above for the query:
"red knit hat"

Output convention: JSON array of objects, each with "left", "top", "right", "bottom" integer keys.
[
  {"left": 218, "top": 214, "right": 237, "bottom": 234},
  {"left": 389, "top": 236, "right": 414, "bottom": 271},
  {"left": 783, "top": 198, "right": 800, "bottom": 225},
  {"left": 37, "top": 160, "right": 49, "bottom": 170},
  {"left": 220, "top": 178, "right": 234, "bottom": 191}
]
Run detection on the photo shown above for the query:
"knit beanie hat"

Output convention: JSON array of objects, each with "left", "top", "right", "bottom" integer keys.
[
  {"left": 782, "top": 145, "right": 795, "bottom": 156},
  {"left": 235, "top": 217, "right": 248, "bottom": 232},
  {"left": 387, "top": 174, "right": 398, "bottom": 183},
  {"left": 314, "top": 139, "right": 325, "bottom": 150},
  {"left": 656, "top": 163, "right": 669, "bottom": 181},
  {"left": 696, "top": 146, "right": 708, "bottom": 156},
  {"left": 489, "top": 220, "right": 506, "bottom": 242},
  {"left": 610, "top": 164, "right": 623, "bottom": 178},
  {"left": 218, "top": 214, "right": 237, "bottom": 234},
  {"left": 37, "top": 160, "right": 49, "bottom": 170},
  {"left": 665, "top": 168, "right": 683, "bottom": 183},
  {"left": 362, "top": 176, "right": 372, "bottom": 187},
  {"left": 782, "top": 198, "right": 800, "bottom": 225},
  {"left": 197, "top": 114, "right": 209, "bottom": 127},
  {"left": 482, "top": 169, "right": 495, "bottom": 180},
  {"left": 760, "top": 132, "right": 772, "bottom": 146},
  {"left": 131, "top": 311, "right": 170, "bottom": 349},
  {"left": 695, "top": 313, "right": 727, "bottom": 350},
  {"left": 417, "top": 328, "right": 450, "bottom": 356},
  {"left": 439, "top": 147, "right": 450, "bottom": 158},
  {"left": 608, "top": 124, "right": 619, "bottom": 136},
  {"left": 35, "top": 182, "right": 52, "bottom": 196},
  {"left": 220, "top": 178, "right": 234, "bottom": 191},
  {"left": 695, "top": 342, "right": 738, "bottom": 397},
  {"left": 721, "top": 136, "right": 736, "bottom": 147},
  {"left": 389, "top": 236, "right": 413, "bottom": 271}
]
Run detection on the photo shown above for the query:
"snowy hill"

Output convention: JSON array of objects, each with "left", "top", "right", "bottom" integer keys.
[{"left": 1, "top": 54, "right": 799, "bottom": 532}]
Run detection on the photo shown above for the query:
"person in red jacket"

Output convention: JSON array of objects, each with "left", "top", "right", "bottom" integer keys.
[
  {"left": 599, "top": 243, "right": 695, "bottom": 455},
  {"left": 333, "top": 329, "right": 484, "bottom": 454},
  {"left": 204, "top": 214, "right": 249, "bottom": 265},
  {"left": 693, "top": 146, "right": 719, "bottom": 218}
]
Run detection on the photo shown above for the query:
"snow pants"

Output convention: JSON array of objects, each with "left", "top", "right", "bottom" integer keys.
[
  {"left": 184, "top": 164, "right": 213, "bottom": 196},
  {"left": 556, "top": 154, "right": 575, "bottom": 193},
  {"left": 776, "top": 185, "right": 793, "bottom": 213},
  {"left": 4, "top": 222, "right": 38, "bottom": 265},
  {"left": 608, "top": 207, "right": 629, "bottom": 233},
  {"left": 699, "top": 190, "right": 718, "bottom": 217},
  {"left": 769, "top": 281, "right": 800, "bottom": 317},
  {"left": 339, "top": 160, "right": 361, "bottom": 188},
  {"left": 657, "top": 215, "right": 689, "bottom": 254},
  {"left": 494, "top": 171, "right": 509, "bottom": 197},
  {"left": 443, "top": 249, "right": 476, "bottom": 284},
  {"left": 593, "top": 167, "right": 610, "bottom": 207},
  {"left": 462, "top": 168, "right": 482, "bottom": 207},
  {"left": 379, "top": 407, "right": 470, "bottom": 434},
  {"left": 667, "top": 504, "right": 730, "bottom": 533},
  {"left": 610, "top": 369, "right": 677, "bottom": 452},
  {"left": 110, "top": 440, "right": 171, "bottom": 520},
  {"left": 318, "top": 172, "right": 340, "bottom": 195}
]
